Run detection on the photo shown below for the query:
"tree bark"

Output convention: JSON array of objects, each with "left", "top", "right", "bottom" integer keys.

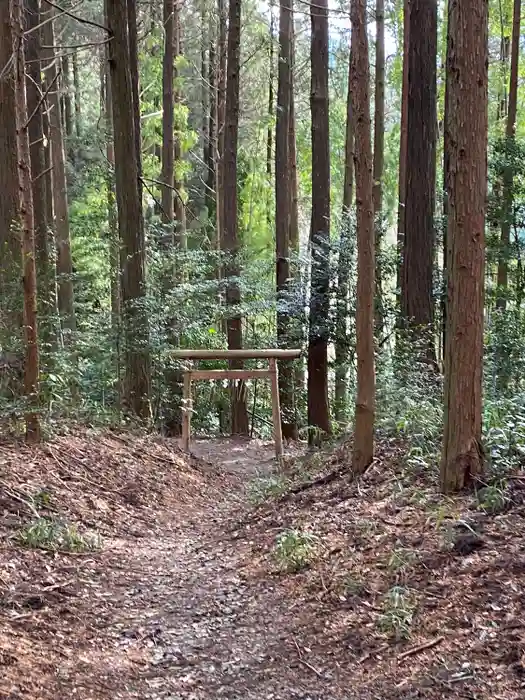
[
  {"left": 441, "top": 0, "right": 488, "bottom": 492},
  {"left": 275, "top": 0, "right": 297, "bottom": 439},
  {"left": 496, "top": 0, "right": 521, "bottom": 311},
  {"left": 0, "top": 0, "right": 22, "bottom": 338},
  {"left": 127, "top": 0, "right": 143, "bottom": 204},
  {"left": 173, "top": 0, "right": 186, "bottom": 252},
  {"left": 307, "top": 0, "right": 331, "bottom": 442},
  {"left": 401, "top": 0, "right": 437, "bottom": 354},
  {"left": 216, "top": 0, "right": 227, "bottom": 252},
  {"left": 396, "top": 0, "right": 410, "bottom": 309},
  {"left": 267, "top": 1, "right": 275, "bottom": 229},
  {"left": 223, "top": 0, "right": 249, "bottom": 434},
  {"left": 373, "top": 0, "right": 385, "bottom": 334},
  {"left": 25, "top": 0, "right": 57, "bottom": 348},
  {"left": 161, "top": 0, "right": 175, "bottom": 225},
  {"left": 73, "top": 52, "right": 81, "bottom": 138},
  {"left": 335, "top": 45, "right": 355, "bottom": 425},
  {"left": 351, "top": 0, "right": 375, "bottom": 473},
  {"left": 206, "top": 26, "right": 217, "bottom": 234},
  {"left": 108, "top": 0, "right": 151, "bottom": 419},
  {"left": 12, "top": 0, "right": 41, "bottom": 441},
  {"left": 61, "top": 55, "right": 73, "bottom": 139},
  {"left": 42, "top": 12, "right": 76, "bottom": 342}
]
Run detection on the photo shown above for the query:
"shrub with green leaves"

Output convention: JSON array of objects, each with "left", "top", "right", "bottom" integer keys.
[{"left": 274, "top": 528, "right": 317, "bottom": 572}]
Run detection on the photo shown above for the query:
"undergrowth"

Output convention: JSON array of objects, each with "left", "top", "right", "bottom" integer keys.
[{"left": 15, "top": 518, "right": 101, "bottom": 553}]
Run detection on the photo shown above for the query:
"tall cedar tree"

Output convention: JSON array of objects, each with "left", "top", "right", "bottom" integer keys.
[
  {"left": 206, "top": 21, "right": 217, "bottom": 235},
  {"left": 307, "top": 0, "right": 331, "bottom": 441},
  {"left": 441, "top": 0, "right": 488, "bottom": 492},
  {"left": 401, "top": 0, "right": 437, "bottom": 349},
  {"left": 161, "top": 0, "right": 175, "bottom": 225},
  {"left": 216, "top": 0, "right": 227, "bottom": 251},
  {"left": 373, "top": 0, "right": 385, "bottom": 334},
  {"left": 275, "top": 0, "right": 297, "bottom": 438},
  {"left": 334, "top": 45, "right": 354, "bottom": 424},
  {"left": 351, "top": 0, "right": 375, "bottom": 472},
  {"left": 12, "top": 0, "right": 41, "bottom": 441},
  {"left": 223, "top": 0, "right": 250, "bottom": 434},
  {"left": 25, "top": 0, "right": 56, "bottom": 345},
  {"left": 108, "top": 0, "right": 152, "bottom": 419},
  {"left": 174, "top": 0, "right": 186, "bottom": 250},
  {"left": 266, "top": 2, "right": 275, "bottom": 228},
  {"left": 0, "top": 0, "right": 22, "bottom": 335},
  {"left": 496, "top": 0, "right": 521, "bottom": 310},
  {"left": 42, "top": 11, "right": 76, "bottom": 341},
  {"left": 396, "top": 0, "right": 410, "bottom": 303}
]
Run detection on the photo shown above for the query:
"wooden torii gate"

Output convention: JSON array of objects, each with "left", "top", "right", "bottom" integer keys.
[{"left": 171, "top": 349, "right": 302, "bottom": 459}]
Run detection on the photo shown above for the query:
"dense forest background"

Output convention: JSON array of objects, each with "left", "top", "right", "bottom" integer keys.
[{"left": 0, "top": 0, "right": 520, "bottom": 492}]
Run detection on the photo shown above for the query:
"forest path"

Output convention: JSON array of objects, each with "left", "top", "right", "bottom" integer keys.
[{"left": 104, "top": 437, "right": 343, "bottom": 700}]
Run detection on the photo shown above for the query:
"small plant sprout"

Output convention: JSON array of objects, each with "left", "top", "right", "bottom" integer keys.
[
  {"left": 15, "top": 518, "right": 101, "bottom": 552},
  {"left": 377, "top": 586, "right": 415, "bottom": 641},
  {"left": 274, "top": 528, "right": 317, "bottom": 572}
]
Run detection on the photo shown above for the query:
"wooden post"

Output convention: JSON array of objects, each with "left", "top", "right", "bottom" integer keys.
[
  {"left": 269, "top": 358, "right": 283, "bottom": 461},
  {"left": 182, "top": 371, "right": 192, "bottom": 451}
]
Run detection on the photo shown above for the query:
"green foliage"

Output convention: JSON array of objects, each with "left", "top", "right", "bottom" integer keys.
[
  {"left": 15, "top": 518, "right": 101, "bottom": 553},
  {"left": 274, "top": 528, "right": 317, "bottom": 572},
  {"left": 247, "top": 474, "right": 291, "bottom": 504},
  {"left": 377, "top": 586, "right": 415, "bottom": 641}
]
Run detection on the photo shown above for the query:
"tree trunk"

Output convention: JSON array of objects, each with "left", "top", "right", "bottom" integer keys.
[
  {"left": 161, "top": 0, "right": 175, "bottom": 225},
  {"left": 216, "top": 0, "right": 227, "bottom": 252},
  {"left": 42, "top": 13, "right": 76, "bottom": 342},
  {"left": 127, "top": 0, "right": 143, "bottom": 204},
  {"left": 73, "top": 53, "right": 81, "bottom": 138},
  {"left": 0, "top": 0, "right": 22, "bottom": 340},
  {"left": 496, "top": 0, "right": 520, "bottom": 311},
  {"left": 206, "top": 27, "right": 217, "bottom": 233},
  {"left": 334, "top": 45, "right": 355, "bottom": 425},
  {"left": 401, "top": 0, "right": 437, "bottom": 355},
  {"left": 351, "top": 0, "right": 375, "bottom": 473},
  {"left": 25, "top": 0, "right": 56, "bottom": 349},
  {"left": 222, "top": 0, "right": 249, "bottom": 434},
  {"left": 174, "top": 0, "right": 186, "bottom": 253},
  {"left": 108, "top": 0, "right": 151, "bottom": 419},
  {"left": 441, "top": 0, "right": 488, "bottom": 492},
  {"left": 12, "top": 0, "right": 41, "bottom": 442},
  {"left": 396, "top": 0, "right": 410, "bottom": 308},
  {"left": 289, "top": 22, "right": 304, "bottom": 397},
  {"left": 373, "top": 0, "right": 385, "bottom": 334},
  {"left": 267, "top": 1, "right": 275, "bottom": 229},
  {"left": 201, "top": 0, "right": 209, "bottom": 181},
  {"left": 61, "top": 55, "right": 73, "bottom": 139},
  {"left": 275, "top": 0, "right": 297, "bottom": 439},
  {"left": 307, "top": 0, "right": 331, "bottom": 442}
]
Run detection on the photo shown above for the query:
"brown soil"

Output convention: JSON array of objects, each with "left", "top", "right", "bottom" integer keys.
[{"left": 1, "top": 431, "right": 525, "bottom": 699}]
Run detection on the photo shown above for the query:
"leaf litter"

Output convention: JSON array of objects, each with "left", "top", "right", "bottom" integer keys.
[{"left": 1, "top": 430, "right": 525, "bottom": 699}]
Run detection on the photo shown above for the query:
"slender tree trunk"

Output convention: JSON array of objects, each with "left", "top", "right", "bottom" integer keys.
[
  {"left": 12, "top": 0, "right": 41, "bottom": 441},
  {"left": 174, "top": 0, "right": 186, "bottom": 253},
  {"left": 223, "top": 0, "right": 249, "bottom": 435},
  {"left": 441, "top": 0, "right": 488, "bottom": 492},
  {"left": 42, "top": 13, "right": 76, "bottom": 342},
  {"left": 307, "top": 0, "right": 331, "bottom": 442},
  {"left": 275, "top": 0, "right": 297, "bottom": 439},
  {"left": 401, "top": 0, "right": 437, "bottom": 357},
  {"left": 335, "top": 45, "right": 355, "bottom": 425},
  {"left": 496, "top": 0, "right": 521, "bottom": 311},
  {"left": 0, "top": 1, "right": 22, "bottom": 341},
  {"left": 216, "top": 0, "right": 227, "bottom": 252},
  {"left": 351, "top": 0, "right": 375, "bottom": 473},
  {"left": 73, "top": 53, "right": 81, "bottom": 138},
  {"left": 396, "top": 0, "right": 410, "bottom": 308},
  {"left": 201, "top": 0, "right": 209, "bottom": 180},
  {"left": 108, "top": 0, "right": 151, "bottom": 419},
  {"left": 61, "top": 55, "right": 73, "bottom": 139},
  {"left": 206, "top": 26, "right": 217, "bottom": 232},
  {"left": 161, "top": 0, "right": 175, "bottom": 225},
  {"left": 267, "top": 1, "right": 275, "bottom": 229},
  {"left": 373, "top": 0, "right": 385, "bottom": 334},
  {"left": 442, "top": 5, "right": 451, "bottom": 362},
  {"left": 127, "top": 0, "right": 143, "bottom": 204},
  {"left": 25, "top": 0, "right": 56, "bottom": 349},
  {"left": 289, "top": 22, "right": 304, "bottom": 397}
]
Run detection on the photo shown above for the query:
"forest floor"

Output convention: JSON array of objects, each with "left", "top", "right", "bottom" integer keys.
[{"left": 1, "top": 430, "right": 525, "bottom": 699}]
